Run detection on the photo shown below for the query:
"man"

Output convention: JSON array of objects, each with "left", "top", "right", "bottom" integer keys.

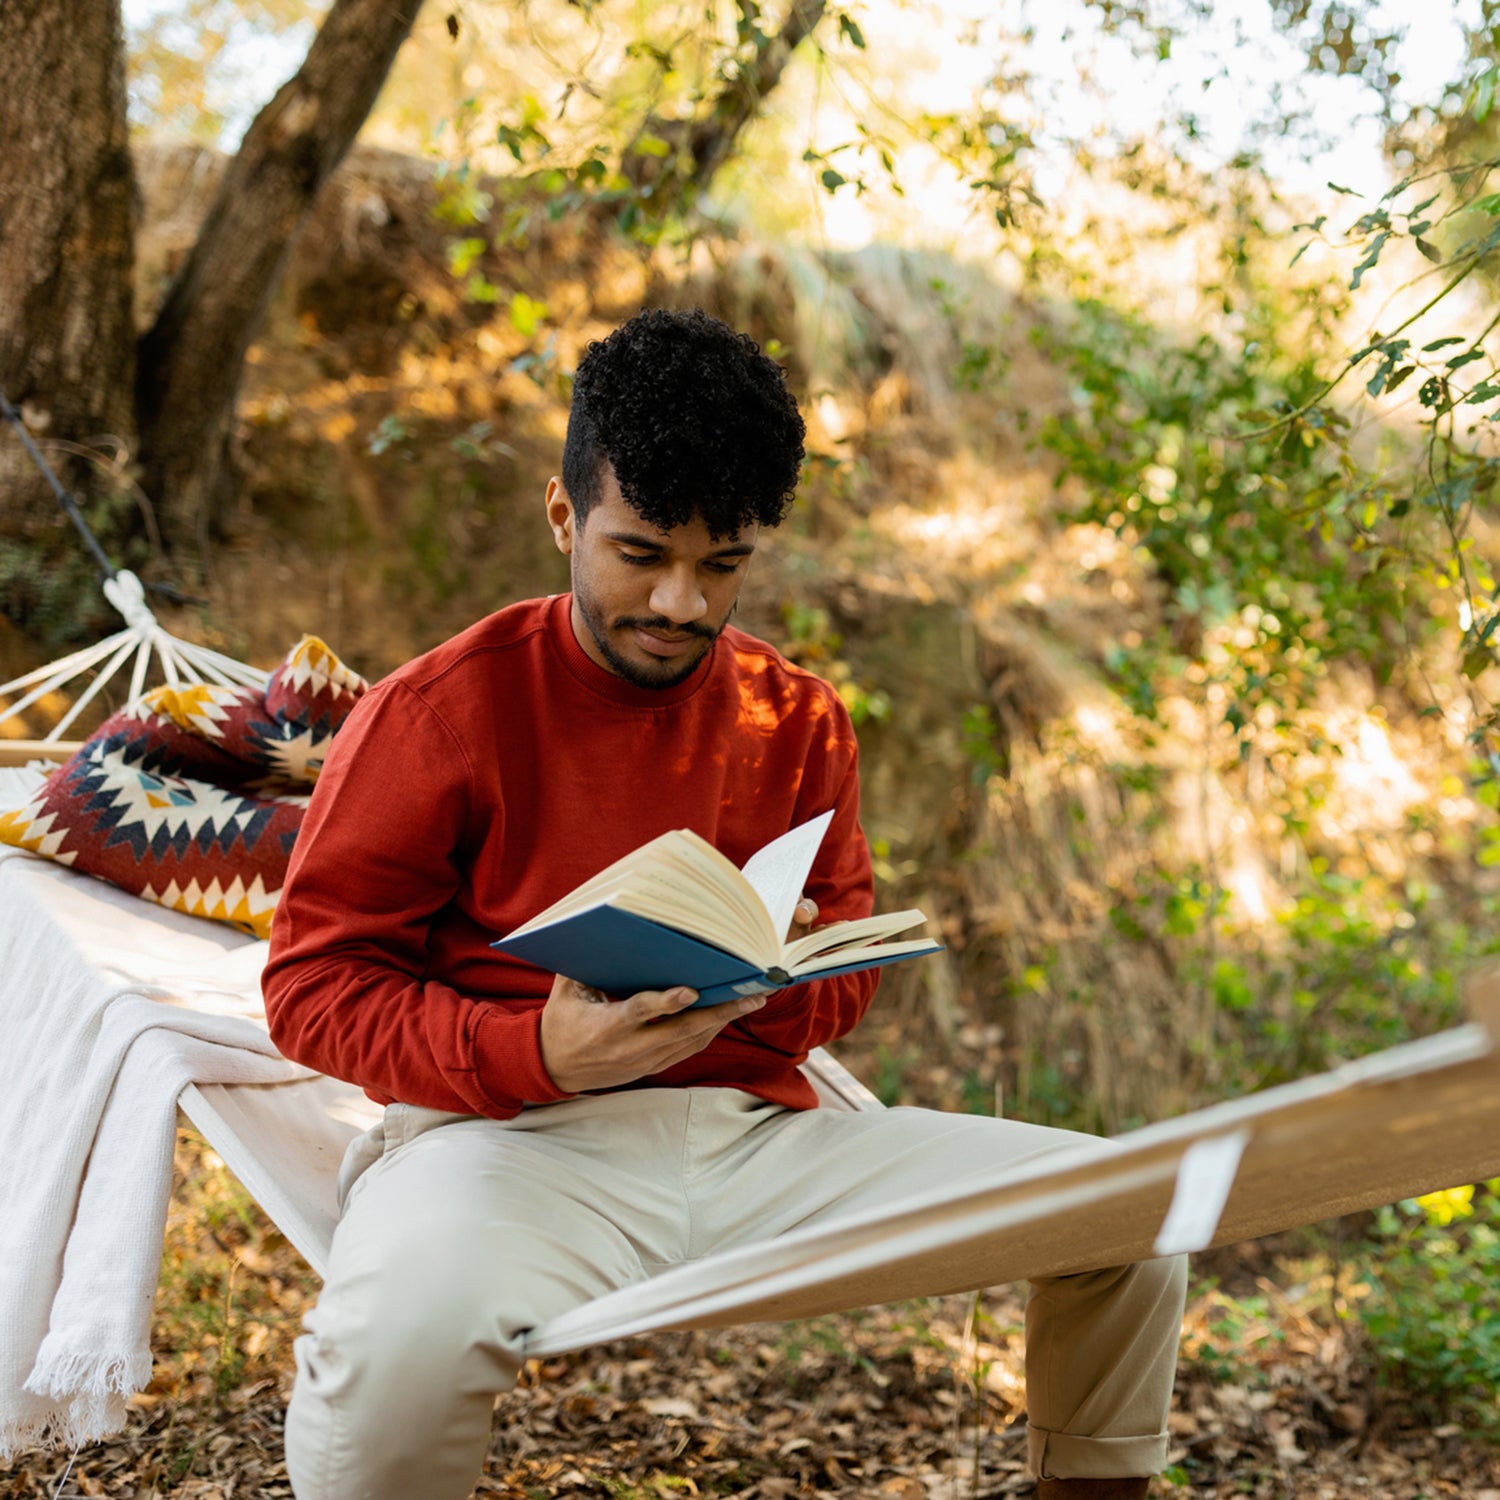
[{"left": 263, "top": 307, "right": 1187, "bottom": 1500}]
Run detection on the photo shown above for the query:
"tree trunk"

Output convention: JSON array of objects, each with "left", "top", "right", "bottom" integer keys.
[
  {"left": 626, "top": 0, "right": 828, "bottom": 203},
  {"left": 135, "top": 0, "right": 423, "bottom": 568},
  {"left": 0, "top": 0, "right": 137, "bottom": 632}
]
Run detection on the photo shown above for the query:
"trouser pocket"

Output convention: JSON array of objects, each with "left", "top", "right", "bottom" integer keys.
[{"left": 337, "top": 1101, "right": 479, "bottom": 1208}]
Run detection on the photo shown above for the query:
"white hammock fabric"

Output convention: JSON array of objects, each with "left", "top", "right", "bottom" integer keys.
[
  {"left": 2, "top": 762, "right": 1498, "bottom": 1459},
  {"left": 0, "top": 570, "right": 265, "bottom": 746}
]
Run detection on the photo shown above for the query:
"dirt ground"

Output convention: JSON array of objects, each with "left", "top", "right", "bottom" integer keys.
[{"left": 4, "top": 1132, "right": 1497, "bottom": 1500}]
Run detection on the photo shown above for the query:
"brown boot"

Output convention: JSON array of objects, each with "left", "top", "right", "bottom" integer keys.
[{"left": 1037, "top": 1479, "right": 1151, "bottom": 1500}]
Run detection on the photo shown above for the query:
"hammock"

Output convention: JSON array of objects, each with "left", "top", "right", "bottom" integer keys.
[
  {"left": 2, "top": 429, "right": 1498, "bottom": 1451},
  {"left": 2, "top": 790, "right": 1498, "bottom": 1456},
  {"left": 0, "top": 392, "right": 265, "bottom": 759}
]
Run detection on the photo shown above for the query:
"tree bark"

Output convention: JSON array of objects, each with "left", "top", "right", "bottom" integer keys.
[
  {"left": 0, "top": 0, "right": 137, "bottom": 628},
  {"left": 625, "top": 0, "right": 828, "bottom": 202},
  {"left": 135, "top": 0, "right": 423, "bottom": 565}
]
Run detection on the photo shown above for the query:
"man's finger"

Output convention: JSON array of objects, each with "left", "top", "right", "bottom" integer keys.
[
  {"left": 631, "top": 989, "right": 764, "bottom": 1041},
  {"left": 655, "top": 993, "right": 767, "bottom": 1045},
  {"left": 642, "top": 996, "right": 767, "bottom": 1070},
  {"left": 627, "top": 984, "right": 700, "bottom": 1020},
  {"left": 787, "top": 895, "right": 819, "bottom": 938}
]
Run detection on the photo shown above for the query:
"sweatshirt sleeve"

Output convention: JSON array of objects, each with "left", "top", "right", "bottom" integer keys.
[
  {"left": 731, "top": 687, "right": 881, "bottom": 1058},
  {"left": 261, "top": 680, "right": 570, "bottom": 1117}
]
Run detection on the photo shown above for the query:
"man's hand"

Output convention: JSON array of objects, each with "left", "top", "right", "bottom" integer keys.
[
  {"left": 539, "top": 975, "right": 767, "bottom": 1095},
  {"left": 788, "top": 896, "right": 818, "bottom": 942}
]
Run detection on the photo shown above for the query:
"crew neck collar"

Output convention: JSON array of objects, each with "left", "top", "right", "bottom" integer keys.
[{"left": 547, "top": 592, "right": 716, "bottom": 707}]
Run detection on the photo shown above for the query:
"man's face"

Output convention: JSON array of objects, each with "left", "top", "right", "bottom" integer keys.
[{"left": 546, "top": 467, "right": 758, "bottom": 690}]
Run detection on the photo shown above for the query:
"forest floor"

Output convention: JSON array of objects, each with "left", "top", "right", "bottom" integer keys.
[{"left": 4, "top": 1131, "right": 1497, "bottom": 1500}]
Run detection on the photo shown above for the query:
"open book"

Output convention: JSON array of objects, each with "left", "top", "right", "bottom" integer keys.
[{"left": 491, "top": 810, "right": 942, "bottom": 1007}]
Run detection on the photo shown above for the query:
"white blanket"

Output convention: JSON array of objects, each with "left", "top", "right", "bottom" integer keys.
[{"left": 0, "top": 779, "right": 304, "bottom": 1457}]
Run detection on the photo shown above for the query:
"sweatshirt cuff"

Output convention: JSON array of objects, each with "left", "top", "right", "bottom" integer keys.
[{"left": 470, "top": 1003, "right": 572, "bottom": 1111}]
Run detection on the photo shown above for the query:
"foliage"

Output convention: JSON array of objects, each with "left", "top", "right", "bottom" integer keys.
[
  {"left": 1356, "top": 1181, "right": 1500, "bottom": 1439},
  {"left": 1035, "top": 277, "right": 1414, "bottom": 763},
  {"left": 780, "top": 600, "right": 893, "bottom": 726},
  {"left": 125, "top": 0, "right": 319, "bottom": 142},
  {"left": 1278, "top": 162, "right": 1500, "bottom": 739},
  {"left": 1178, "top": 1281, "right": 1284, "bottom": 1386}
]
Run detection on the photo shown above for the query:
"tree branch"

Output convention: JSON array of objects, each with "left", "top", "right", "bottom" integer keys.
[
  {"left": 625, "top": 0, "right": 829, "bottom": 201},
  {"left": 136, "top": 0, "right": 424, "bottom": 558}
]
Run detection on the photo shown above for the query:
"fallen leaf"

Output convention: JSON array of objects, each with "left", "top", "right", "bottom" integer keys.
[{"left": 640, "top": 1397, "right": 700, "bottom": 1420}]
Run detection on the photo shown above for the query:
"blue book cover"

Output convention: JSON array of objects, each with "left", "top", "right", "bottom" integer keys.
[{"left": 492, "top": 904, "right": 942, "bottom": 1008}]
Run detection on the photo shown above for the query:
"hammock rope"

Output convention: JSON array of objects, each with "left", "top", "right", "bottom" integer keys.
[{"left": 0, "top": 393, "right": 267, "bottom": 744}]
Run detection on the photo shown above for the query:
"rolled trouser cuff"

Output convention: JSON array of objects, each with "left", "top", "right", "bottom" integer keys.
[{"left": 1028, "top": 1424, "right": 1170, "bottom": 1480}]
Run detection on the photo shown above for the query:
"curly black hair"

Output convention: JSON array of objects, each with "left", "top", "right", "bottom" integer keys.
[{"left": 562, "top": 308, "right": 806, "bottom": 538}]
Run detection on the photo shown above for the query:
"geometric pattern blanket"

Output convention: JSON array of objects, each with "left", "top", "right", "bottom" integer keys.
[{"left": 0, "top": 636, "right": 365, "bottom": 939}]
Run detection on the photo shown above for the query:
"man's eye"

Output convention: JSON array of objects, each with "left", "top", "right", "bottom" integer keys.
[
  {"left": 706, "top": 560, "right": 743, "bottom": 575},
  {"left": 619, "top": 552, "right": 657, "bottom": 566}
]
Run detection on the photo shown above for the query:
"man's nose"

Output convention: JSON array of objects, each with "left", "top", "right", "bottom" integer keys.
[{"left": 649, "top": 567, "right": 708, "bottom": 625}]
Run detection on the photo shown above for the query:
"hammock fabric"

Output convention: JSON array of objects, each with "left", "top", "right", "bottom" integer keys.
[{"left": 2, "top": 804, "right": 1498, "bottom": 1458}]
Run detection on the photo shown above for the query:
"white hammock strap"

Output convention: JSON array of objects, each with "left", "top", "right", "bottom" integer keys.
[{"left": 1, "top": 570, "right": 268, "bottom": 745}]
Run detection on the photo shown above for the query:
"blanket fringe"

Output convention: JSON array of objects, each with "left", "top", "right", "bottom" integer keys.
[{"left": 0, "top": 1349, "right": 152, "bottom": 1459}]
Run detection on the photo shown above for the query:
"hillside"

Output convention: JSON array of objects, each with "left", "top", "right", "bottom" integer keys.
[
  {"left": 3, "top": 136, "right": 1499, "bottom": 1500},
  {"left": 21, "top": 141, "right": 1463, "bottom": 1123}
]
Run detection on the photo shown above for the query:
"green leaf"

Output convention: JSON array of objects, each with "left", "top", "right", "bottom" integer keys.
[
  {"left": 1349, "top": 231, "right": 1390, "bottom": 291},
  {"left": 1328, "top": 181, "right": 1359, "bottom": 196},
  {"left": 819, "top": 167, "right": 848, "bottom": 191},
  {"left": 1464, "top": 647, "right": 1492, "bottom": 680},
  {"left": 633, "top": 133, "right": 672, "bottom": 158},
  {"left": 1474, "top": 192, "right": 1500, "bottom": 216},
  {"left": 1384, "top": 364, "right": 1416, "bottom": 393},
  {"left": 1422, "top": 336, "right": 1466, "bottom": 351},
  {"left": 509, "top": 292, "right": 548, "bottom": 338},
  {"left": 1476, "top": 65, "right": 1497, "bottom": 123},
  {"left": 464, "top": 272, "right": 499, "bottom": 304},
  {"left": 1415, "top": 238, "right": 1443, "bottom": 263},
  {"left": 837, "top": 12, "right": 866, "bottom": 48},
  {"left": 446, "top": 236, "right": 488, "bottom": 277}
]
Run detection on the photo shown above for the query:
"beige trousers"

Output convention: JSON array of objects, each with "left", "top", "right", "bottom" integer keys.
[{"left": 284, "top": 1089, "right": 1187, "bottom": 1500}]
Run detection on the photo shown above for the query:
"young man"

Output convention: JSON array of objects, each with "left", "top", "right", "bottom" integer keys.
[{"left": 263, "top": 308, "right": 1186, "bottom": 1500}]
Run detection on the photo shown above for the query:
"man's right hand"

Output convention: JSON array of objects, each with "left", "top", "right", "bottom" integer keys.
[{"left": 538, "top": 974, "right": 767, "bottom": 1095}]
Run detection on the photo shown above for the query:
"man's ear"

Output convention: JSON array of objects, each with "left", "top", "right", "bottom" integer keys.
[{"left": 545, "top": 477, "right": 576, "bottom": 556}]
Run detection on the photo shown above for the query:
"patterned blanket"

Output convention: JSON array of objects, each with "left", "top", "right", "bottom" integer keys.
[{"left": 0, "top": 637, "right": 365, "bottom": 938}]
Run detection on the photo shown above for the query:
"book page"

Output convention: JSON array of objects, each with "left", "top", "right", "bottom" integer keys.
[
  {"left": 789, "top": 936, "right": 941, "bottom": 976},
  {"left": 739, "top": 810, "right": 834, "bottom": 948},
  {"left": 782, "top": 908, "right": 928, "bottom": 968}
]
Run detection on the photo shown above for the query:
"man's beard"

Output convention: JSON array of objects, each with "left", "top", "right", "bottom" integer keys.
[{"left": 574, "top": 578, "right": 723, "bottom": 690}]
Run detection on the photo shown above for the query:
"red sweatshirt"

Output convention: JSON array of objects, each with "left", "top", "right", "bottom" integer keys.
[{"left": 262, "top": 594, "right": 878, "bottom": 1118}]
